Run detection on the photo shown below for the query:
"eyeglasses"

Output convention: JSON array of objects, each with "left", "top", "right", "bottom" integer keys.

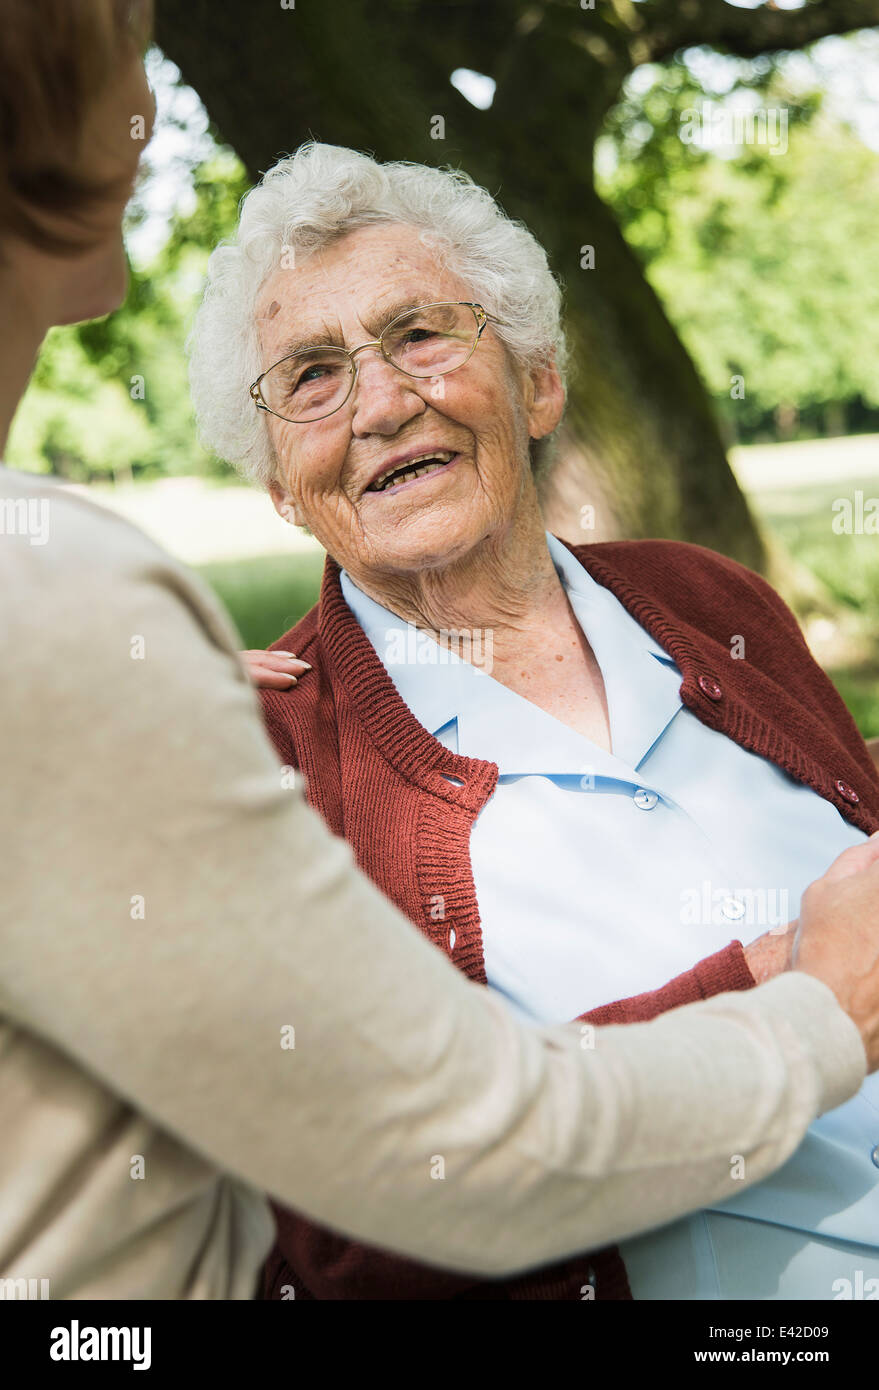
[{"left": 249, "top": 301, "right": 496, "bottom": 424}]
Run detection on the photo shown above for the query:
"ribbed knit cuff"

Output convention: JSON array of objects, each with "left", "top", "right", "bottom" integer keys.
[{"left": 693, "top": 939, "right": 756, "bottom": 997}]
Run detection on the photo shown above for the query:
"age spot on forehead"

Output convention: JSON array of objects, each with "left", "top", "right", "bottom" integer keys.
[{"left": 264, "top": 300, "right": 281, "bottom": 320}]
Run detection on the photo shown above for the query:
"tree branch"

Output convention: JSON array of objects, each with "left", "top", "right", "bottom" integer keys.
[{"left": 645, "top": 0, "right": 879, "bottom": 64}]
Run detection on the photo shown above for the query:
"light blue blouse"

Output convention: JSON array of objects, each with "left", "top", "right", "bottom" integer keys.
[{"left": 339, "top": 533, "right": 879, "bottom": 1299}]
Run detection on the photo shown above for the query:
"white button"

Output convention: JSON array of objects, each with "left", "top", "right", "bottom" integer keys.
[
  {"left": 871, "top": 1144, "right": 879, "bottom": 1170},
  {"left": 633, "top": 788, "right": 658, "bottom": 810},
  {"left": 721, "top": 896, "right": 746, "bottom": 921}
]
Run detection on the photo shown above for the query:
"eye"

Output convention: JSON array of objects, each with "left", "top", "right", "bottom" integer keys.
[
  {"left": 295, "top": 364, "right": 330, "bottom": 389},
  {"left": 289, "top": 359, "right": 349, "bottom": 395}
]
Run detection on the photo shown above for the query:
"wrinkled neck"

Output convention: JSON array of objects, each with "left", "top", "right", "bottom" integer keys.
[{"left": 344, "top": 503, "right": 572, "bottom": 676}]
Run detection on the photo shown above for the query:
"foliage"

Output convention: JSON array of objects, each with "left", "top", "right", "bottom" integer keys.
[
  {"left": 598, "top": 57, "right": 879, "bottom": 439},
  {"left": 7, "top": 150, "right": 249, "bottom": 483}
]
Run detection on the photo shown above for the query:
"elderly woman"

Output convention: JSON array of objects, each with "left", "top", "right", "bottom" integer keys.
[{"left": 189, "top": 142, "right": 879, "bottom": 1301}]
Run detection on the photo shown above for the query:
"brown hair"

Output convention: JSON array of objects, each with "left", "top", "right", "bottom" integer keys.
[{"left": 0, "top": 0, "right": 153, "bottom": 253}]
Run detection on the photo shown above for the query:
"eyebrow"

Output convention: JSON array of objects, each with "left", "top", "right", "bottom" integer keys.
[{"left": 272, "top": 299, "right": 432, "bottom": 360}]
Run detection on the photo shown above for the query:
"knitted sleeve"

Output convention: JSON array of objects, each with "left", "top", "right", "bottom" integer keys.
[
  {"left": 261, "top": 942, "right": 757, "bottom": 1300},
  {"left": 577, "top": 941, "right": 756, "bottom": 1027}
]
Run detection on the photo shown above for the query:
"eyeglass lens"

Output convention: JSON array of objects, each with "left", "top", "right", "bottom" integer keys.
[{"left": 259, "top": 303, "right": 478, "bottom": 422}]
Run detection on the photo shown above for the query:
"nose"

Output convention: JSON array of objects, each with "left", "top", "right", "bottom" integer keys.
[{"left": 348, "top": 345, "right": 426, "bottom": 437}]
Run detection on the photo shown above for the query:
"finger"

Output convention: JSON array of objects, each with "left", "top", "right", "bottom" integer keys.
[
  {"left": 819, "top": 832, "right": 879, "bottom": 886},
  {"left": 241, "top": 650, "right": 312, "bottom": 672},
  {"left": 246, "top": 665, "right": 300, "bottom": 690},
  {"left": 261, "top": 654, "right": 313, "bottom": 673}
]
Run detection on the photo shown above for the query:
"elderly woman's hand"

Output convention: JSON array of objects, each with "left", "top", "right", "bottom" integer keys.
[
  {"left": 743, "top": 923, "right": 796, "bottom": 984},
  {"left": 240, "top": 650, "right": 312, "bottom": 690}
]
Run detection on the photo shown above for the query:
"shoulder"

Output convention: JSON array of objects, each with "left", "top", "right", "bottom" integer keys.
[
  {"left": 566, "top": 536, "right": 771, "bottom": 601},
  {"left": 564, "top": 537, "right": 803, "bottom": 641},
  {"left": 0, "top": 469, "right": 295, "bottom": 867},
  {"left": 563, "top": 537, "right": 878, "bottom": 777},
  {"left": 0, "top": 466, "right": 245, "bottom": 669}
]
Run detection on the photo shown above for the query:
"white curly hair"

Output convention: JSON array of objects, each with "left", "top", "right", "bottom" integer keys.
[{"left": 187, "top": 141, "right": 568, "bottom": 488}]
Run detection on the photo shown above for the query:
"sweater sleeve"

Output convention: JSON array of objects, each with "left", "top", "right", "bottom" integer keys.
[
  {"left": 1, "top": 476, "right": 867, "bottom": 1287},
  {"left": 259, "top": 942, "right": 756, "bottom": 1299},
  {"left": 578, "top": 941, "right": 756, "bottom": 1027}
]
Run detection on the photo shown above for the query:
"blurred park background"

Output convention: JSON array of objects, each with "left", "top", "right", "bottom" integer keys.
[{"left": 8, "top": 0, "right": 879, "bottom": 734}]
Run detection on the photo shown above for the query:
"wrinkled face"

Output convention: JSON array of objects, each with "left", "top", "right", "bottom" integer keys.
[{"left": 256, "top": 223, "right": 563, "bottom": 580}]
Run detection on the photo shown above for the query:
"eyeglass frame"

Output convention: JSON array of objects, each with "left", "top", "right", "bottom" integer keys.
[{"left": 248, "top": 301, "right": 498, "bottom": 425}]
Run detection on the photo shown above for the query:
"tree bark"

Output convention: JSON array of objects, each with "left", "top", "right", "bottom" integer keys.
[{"left": 154, "top": 0, "right": 876, "bottom": 566}]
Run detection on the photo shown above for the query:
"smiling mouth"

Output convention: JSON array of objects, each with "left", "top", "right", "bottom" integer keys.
[{"left": 366, "top": 451, "right": 458, "bottom": 494}]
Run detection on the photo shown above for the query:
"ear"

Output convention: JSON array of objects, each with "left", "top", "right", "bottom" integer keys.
[
  {"left": 524, "top": 359, "right": 565, "bottom": 442},
  {"left": 268, "top": 479, "right": 307, "bottom": 528}
]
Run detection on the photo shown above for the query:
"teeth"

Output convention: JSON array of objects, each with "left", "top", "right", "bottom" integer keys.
[
  {"left": 384, "top": 462, "right": 444, "bottom": 489},
  {"left": 370, "top": 451, "right": 455, "bottom": 492}
]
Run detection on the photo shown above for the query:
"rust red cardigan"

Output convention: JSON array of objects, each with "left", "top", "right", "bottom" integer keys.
[{"left": 258, "top": 537, "right": 879, "bottom": 1300}]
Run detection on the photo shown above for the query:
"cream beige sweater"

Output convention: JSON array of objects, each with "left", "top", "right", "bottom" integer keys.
[{"left": 0, "top": 466, "right": 866, "bottom": 1299}]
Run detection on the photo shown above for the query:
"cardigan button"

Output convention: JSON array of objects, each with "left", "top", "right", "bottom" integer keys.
[
  {"left": 871, "top": 1144, "right": 879, "bottom": 1170},
  {"left": 835, "top": 780, "right": 860, "bottom": 805},
  {"left": 697, "top": 674, "right": 723, "bottom": 702}
]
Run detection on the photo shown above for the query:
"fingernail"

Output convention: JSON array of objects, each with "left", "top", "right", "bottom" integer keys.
[
  {"left": 299, "top": 662, "right": 312, "bottom": 670},
  {"left": 279, "top": 652, "right": 298, "bottom": 660},
  {"left": 286, "top": 675, "right": 298, "bottom": 684}
]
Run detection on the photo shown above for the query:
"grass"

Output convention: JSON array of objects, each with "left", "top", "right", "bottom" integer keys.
[
  {"left": 757, "top": 480, "right": 879, "bottom": 615},
  {"left": 196, "top": 551, "right": 326, "bottom": 651},
  {"left": 751, "top": 476, "right": 879, "bottom": 738}
]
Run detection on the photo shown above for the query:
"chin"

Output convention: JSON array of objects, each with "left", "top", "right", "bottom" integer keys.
[
  {"left": 378, "top": 519, "right": 481, "bottom": 572},
  {"left": 56, "top": 298, "right": 120, "bottom": 326}
]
